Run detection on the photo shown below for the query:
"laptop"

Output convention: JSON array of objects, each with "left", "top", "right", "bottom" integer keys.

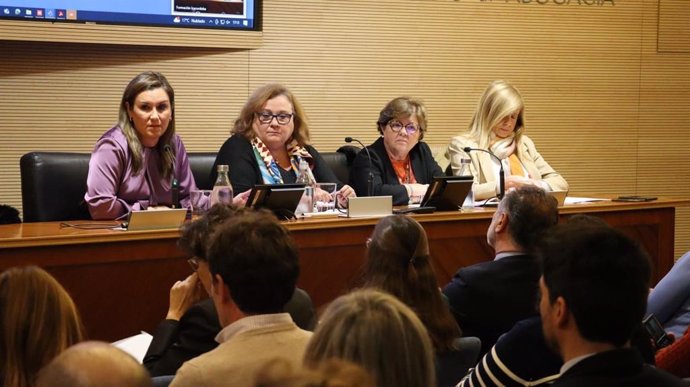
[
  {"left": 122, "top": 208, "right": 188, "bottom": 231},
  {"left": 246, "top": 183, "right": 306, "bottom": 219}
]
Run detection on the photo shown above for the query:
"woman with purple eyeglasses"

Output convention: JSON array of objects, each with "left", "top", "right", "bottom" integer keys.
[{"left": 350, "top": 97, "right": 444, "bottom": 206}]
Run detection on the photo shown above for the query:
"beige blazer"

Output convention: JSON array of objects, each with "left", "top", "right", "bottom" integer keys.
[{"left": 446, "top": 134, "right": 569, "bottom": 200}]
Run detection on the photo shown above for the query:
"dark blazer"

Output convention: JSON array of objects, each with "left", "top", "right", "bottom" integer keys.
[
  {"left": 442, "top": 254, "right": 540, "bottom": 356},
  {"left": 143, "top": 289, "right": 315, "bottom": 377},
  {"left": 349, "top": 137, "right": 443, "bottom": 205},
  {"left": 144, "top": 299, "right": 220, "bottom": 377},
  {"left": 552, "top": 348, "right": 686, "bottom": 387},
  {"left": 211, "top": 135, "right": 342, "bottom": 194}
]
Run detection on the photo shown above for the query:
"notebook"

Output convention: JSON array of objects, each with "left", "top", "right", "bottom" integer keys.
[{"left": 123, "top": 209, "right": 188, "bottom": 231}]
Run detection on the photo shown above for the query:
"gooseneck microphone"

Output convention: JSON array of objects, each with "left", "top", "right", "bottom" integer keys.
[
  {"left": 163, "top": 144, "right": 180, "bottom": 208},
  {"left": 345, "top": 137, "right": 374, "bottom": 197},
  {"left": 462, "top": 146, "right": 505, "bottom": 200}
]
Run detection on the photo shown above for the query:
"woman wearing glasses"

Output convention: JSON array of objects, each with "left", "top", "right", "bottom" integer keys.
[
  {"left": 211, "top": 83, "right": 356, "bottom": 202},
  {"left": 446, "top": 80, "right": 568, "bottom": 201},
  {"left": 350, "top": 97, "right": 444, "bottom": 205}
]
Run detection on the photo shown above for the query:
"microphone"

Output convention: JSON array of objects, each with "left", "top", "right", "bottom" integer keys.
[
  {"left": 163, "top": 144, "right": 180, "bottom": 208},
  {"left": 345, "top": 137, "right": 374, "bottom": 197},
  {"left": 462, "top": 146, "right": 505, "bottom": 200}
]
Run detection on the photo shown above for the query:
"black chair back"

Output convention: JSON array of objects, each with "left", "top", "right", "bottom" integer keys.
[
  {"left": 188, "top": 152, "right": 217, "bottom": 190},
  {"left": 20, "top": 152, "right": 91, "bottom": 222}
]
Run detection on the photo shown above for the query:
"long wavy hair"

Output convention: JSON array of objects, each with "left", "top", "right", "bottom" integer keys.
[
  {"left": 362, "top": 215, "right": 461, "bottom": 351},
  {"left": 117, "top": 71, "right": 176, "bottom": 179},
  {"left": 232, "top": 83, "right": 311, "bottom": 146},
  {"left": 0, "top": 266, "right": 85, "bottom": 387},
  {"left": 467, "top": 80, "right": 525, "bottom": 150}
]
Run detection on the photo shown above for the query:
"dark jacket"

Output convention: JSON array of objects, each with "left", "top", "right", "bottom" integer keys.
[
  {"left": 552, "top": 348, "right": 686, "bottom": 387},
  {"left": 211, "top": 134, "right": 342, "bottom": 194},
  {"left": 442, "top": 253, "right": 541, "bottom": 356},
  {"left": 349, "top": 137, "right": 443, "bottom": 205}
]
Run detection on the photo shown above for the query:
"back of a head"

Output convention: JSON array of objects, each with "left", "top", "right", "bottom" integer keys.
[
  {"left": 304, "top": 289, "right": 435, "bottom": 387},
  {"left": 538, "top": 216, "right": 651, "bottom": 347},
  {"left": 35, "top": 341, "right": 152, "bottom": 387},
  {"left": 178, "top": 203, "right": 239, "bottom": 260},
  {"left": 502, "top": 185, "right": 559, "bottom": 252},
  {"left": 364, "top": 215, "right": 460, "bottom": 350},
  {"left": 0, "top": 266, "right": 84, "bottom": 387},
  {"left": 207, "top": 208, "right": 300, "bottom": 314},
  {"left": 0, "top": 204, "right": 21, "bottom": 224},
  {"left": 255, "top": 358, "right": 376, "bottom": 387}
]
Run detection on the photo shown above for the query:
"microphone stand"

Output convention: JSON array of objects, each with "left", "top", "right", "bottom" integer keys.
[
  {"left": 462, "top": 147, "right": 504, "bottom": 200},
  {"left": 344, "top": 137, "right": 374, "bottom": 197}
]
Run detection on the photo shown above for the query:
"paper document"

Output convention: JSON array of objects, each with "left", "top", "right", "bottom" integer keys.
[
  {"left": 112, "top": 331, "right": 153, "bottom": 363},
  {"left": 564, "top": 197, "right": 610, "bottom": 205}
]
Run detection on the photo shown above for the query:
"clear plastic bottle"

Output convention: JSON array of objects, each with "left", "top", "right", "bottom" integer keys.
[
  {"left": 459, "top": 158, "right": 475, "bottom": 209},
  {"left": 211, "top": 164, "right": 233, "bottom": 206},
  {"left": 295, "top": 159, "right": 315, "bottom": 215}
]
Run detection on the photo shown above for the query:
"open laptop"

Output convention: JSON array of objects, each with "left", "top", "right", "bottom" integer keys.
[
  {"left": 122, "top": 208, "right": 188, "bottom": 231},
  {"left": 246, "top": 183, "right": 306, "bottom": 219}
]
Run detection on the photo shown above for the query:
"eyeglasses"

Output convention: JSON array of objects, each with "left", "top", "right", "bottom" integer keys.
[
  {"left": 187, "top": 257, "right": 200, "bottom": 272},
  {"left": 256, "top": 111, "right": 294, "bottom": 125},
  {"left": 388, "top": 121, "right": 420, "bottom": 135}
]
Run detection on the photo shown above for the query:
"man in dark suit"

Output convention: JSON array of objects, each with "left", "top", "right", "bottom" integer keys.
[
  {"left": 539, "top": 217, "right": 686, "bottom": 386},
  {"left": 442, "top": 185, "right": 559, "bottom": 355}
]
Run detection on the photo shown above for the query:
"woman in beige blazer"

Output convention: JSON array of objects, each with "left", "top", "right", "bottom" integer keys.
[{"left": 446, "top": 80, "right": 568, "bottom": 200}]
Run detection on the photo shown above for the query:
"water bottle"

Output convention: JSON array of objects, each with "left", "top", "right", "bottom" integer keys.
[
  {"left": 459, "top": 158, "right": 475, "bottom": 209},
  {"left": 211, "top": 165, "right": 233, "bottom": 206},
  {"left": 295, "top": 159, "right": 315, "bottom": 215}
]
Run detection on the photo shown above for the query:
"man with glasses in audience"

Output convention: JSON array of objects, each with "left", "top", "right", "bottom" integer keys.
[
  {"left": 350, "top": 96, "right": 445, "bottom": 205},
  {"left": 170, "top": 208, "right": 311, "bottom": 387}
]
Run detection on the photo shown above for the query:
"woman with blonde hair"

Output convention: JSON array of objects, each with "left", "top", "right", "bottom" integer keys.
[
  {"left": 446, "top": 80, "right": 568, "bottom": 200},
  {"left": 0, "top": 266, "right": 85, "bottom": 387},
  {"left": 304, "top": 289, "right": 435, "bottom": 387}
]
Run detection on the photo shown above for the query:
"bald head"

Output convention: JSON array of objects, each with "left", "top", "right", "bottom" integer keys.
[{"left": 35, "top": 341, "right": 152, "bottom": 387}]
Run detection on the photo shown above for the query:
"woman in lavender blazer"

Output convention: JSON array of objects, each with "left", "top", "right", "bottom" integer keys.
[{"left": 85, "top": 72, "right": 197, "bottom": 220}]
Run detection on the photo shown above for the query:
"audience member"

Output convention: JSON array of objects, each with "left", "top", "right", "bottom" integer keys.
[
  {"left": 144, "top": 204, "right": 315, "bottom": 376},
  {"left": 254, "top": 358, "right": 376, "bottom": 387},
  {"left": 445, "top": 80, "right": 568, "bottom": 200},
  {"left": 170, "top": 208, "right": 311, "bottom": 387},
  {"left": 0, "top": 204, "right": 21, "bottom": 224},
  {"left": 647, "top": 250, "right": 690, "bottom": 378},
  {"left": 538, "top": 217, "right": 685, "bottom": 386},
  {"left": 304, "top": 289, "right": 436, "bottom": 387},
  {"left": 442, "top": 185, "right": 559, "bottom": 355},
  {"left": 350, "top": 97, "right": 444, "bottom": 205},
  {"left": 0, "top": 266, "right": 85, "bottom": 387},
  {"left": 362, "top": 214, "right": 478, "bottom": 385},
  {"left": 35, "top": 341, "right": 152, "bottom": 387},
  {"left": 85, "top": 71, "right": 197, "bottom": 219},
  {"left": 211, "top": 83, "right": 355, "bottom": 205}
]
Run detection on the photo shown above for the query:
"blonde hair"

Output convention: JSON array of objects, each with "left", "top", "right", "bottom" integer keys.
[
  {"left": 467, "top": 80, "right": 525, "bottom": 149},
  {"left": 304, "top": 289, "right": 435, "bottom": 387},
  {"left": 117, "top": 71, "right": 176, "bottom": 178},
  {"left": 376, "top": 96, "right": 428, "bottom": 140},
  {"left": 232, "top": 83, "right": 311, "bottom": 146},
  {"left": 0, "top": 266, "right": 85, "bottom": 387},
  {"left": 254, "top": 358, "right": 376, "bottom": 387}
]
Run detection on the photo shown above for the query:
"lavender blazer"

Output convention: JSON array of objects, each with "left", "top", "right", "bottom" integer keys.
[{"left": 85, "top": 126, "right": 196, "bottom": 220}]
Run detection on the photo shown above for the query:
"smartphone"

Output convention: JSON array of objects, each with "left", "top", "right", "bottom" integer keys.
[
  {"left": 613, "top": 195, "right": 657, "bottom": 202},
  {"left": 642, "top": 314, "right": 673, "bottom": 348}
]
